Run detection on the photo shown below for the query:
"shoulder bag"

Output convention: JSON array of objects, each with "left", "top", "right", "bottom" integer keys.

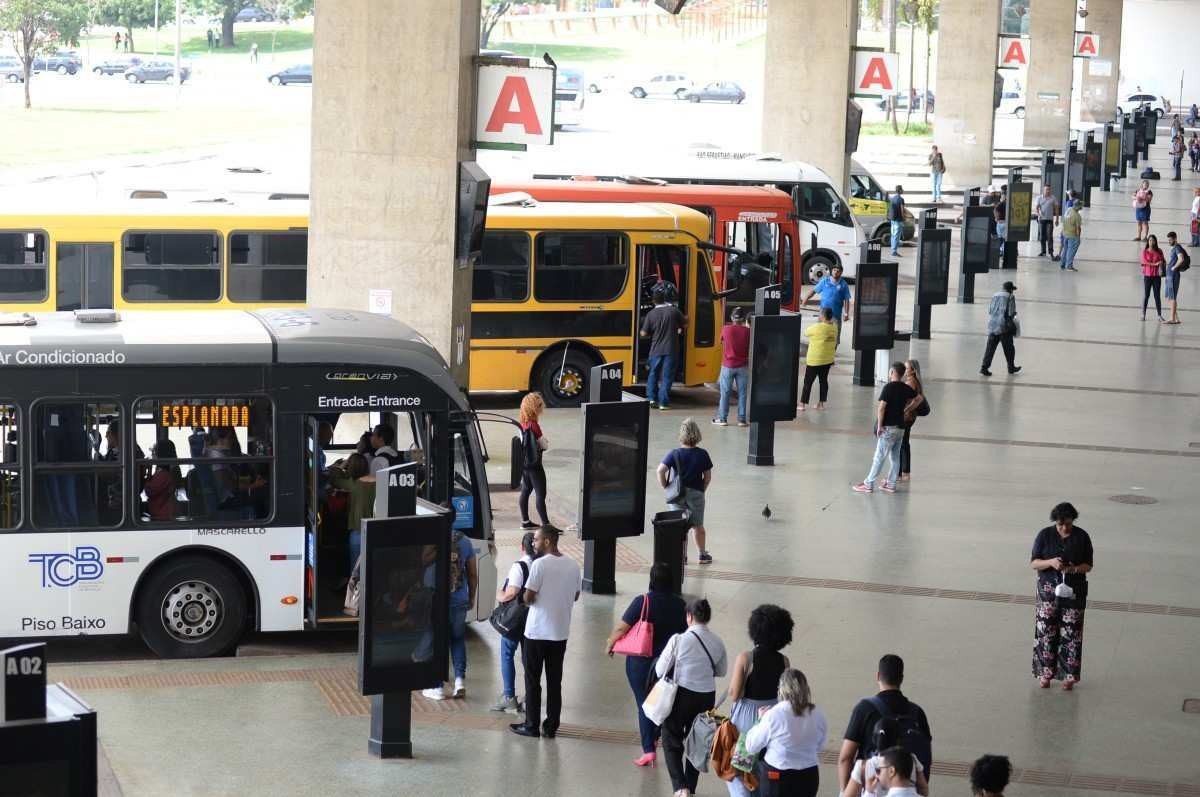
[
  {"left": 612, "top": 593, "right": 655, "bottom": 657},
  {"left": 665, "top": 450, "right": 686, "bottom": 505},
  {"left": 488, "top": 560, "right": 530, "bottom": 641}
]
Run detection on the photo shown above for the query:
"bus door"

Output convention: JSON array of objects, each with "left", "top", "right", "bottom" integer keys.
[
  {"left": 634, "top": 244, "right": 690, "bottom": 382},
  {"left": 56, "top": 243, "right": 114, "bottom": 311},
  {"left": 303, "top": 416, "right": 321, "bottom": 626},
  {"left": 448, "top": 417, "right": 496, "bottom": 622}
]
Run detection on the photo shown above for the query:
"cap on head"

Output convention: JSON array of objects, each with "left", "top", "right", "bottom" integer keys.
[{"left": 1002, "top": 280, "right": 1016, "bottom": 292}]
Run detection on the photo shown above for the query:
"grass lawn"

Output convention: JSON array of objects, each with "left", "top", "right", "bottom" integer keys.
[
  {"left": 0, "top": 107, "right": 304, "bottom": 168},
  {"left": 81, "top": 25, "right": 313, "bottom": 58},
  {"left": 487, "top": 40, "right": 629, "bottom": 65},
  {"left": 862, "top": 121, "right": 933, "bottom": 137}
]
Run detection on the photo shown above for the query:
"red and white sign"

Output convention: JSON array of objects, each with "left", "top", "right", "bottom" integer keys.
[
  {"left": 853, "top": 51, "right": 899, "bottom": 98},
  {"left": 1074, "top": 32, "right": 1100, "bottom": 58},
  {"left": 999, "top": 38, "right": 1029, "bottom": 67},
  {"left": 476, "top": 62, "right": 555, "bottom": 147}
]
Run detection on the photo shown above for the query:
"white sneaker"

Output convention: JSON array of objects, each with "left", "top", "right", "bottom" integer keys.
[
  {"left": 452, "top": 677, "right": 466, "bottom": 698},
  {"left": 490, "top": 694, "right": 519, "bottom": 712},
  {"left": 421, "top": 686, "right": 447, "bottom": 701}
]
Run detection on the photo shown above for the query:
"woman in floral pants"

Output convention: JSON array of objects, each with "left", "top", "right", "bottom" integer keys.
[{"left": 1030, "top": 502, "right": 1094, "bottom": 690}]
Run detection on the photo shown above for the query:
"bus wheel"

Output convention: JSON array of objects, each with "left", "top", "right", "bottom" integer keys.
[
  {"left": 805, "top": 255, "right": 836, "bottom": 285},
  {"left": 136, "top": 555, "right": 247, "bottom": 658},
  {"left": 536, "top": 350, "right": 593, "bottom": 408}
]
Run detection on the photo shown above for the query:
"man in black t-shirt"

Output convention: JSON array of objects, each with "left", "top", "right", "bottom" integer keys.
[
  {"left": 837, "top": 654, "right": 932, "bottom": 792},
  {"left": 640, "top": 285, "right": 686, "bottom": 410},
  {"left": 853, "top": 362, "right": 916, "bottom": 494}
]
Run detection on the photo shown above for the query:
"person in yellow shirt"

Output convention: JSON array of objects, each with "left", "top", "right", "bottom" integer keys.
[{"left": 799, "top": 308, "right": 838, "bottom": 411}]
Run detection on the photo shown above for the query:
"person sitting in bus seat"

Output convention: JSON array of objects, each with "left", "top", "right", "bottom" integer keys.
[
  {"left": 369, "top": 423, "right": 401, "bottom": 476},
  {"left": 4, "top": 430, "right": 17, "bottom": 464},
  {"left": 328, "top": 452, "right": 376, "bottom": 577},
  {"left": 143, "top": 440, "right": 182, "bottom": 521}
]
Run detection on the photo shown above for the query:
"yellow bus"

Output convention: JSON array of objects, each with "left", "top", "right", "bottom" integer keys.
[
  {"left": 0, "top": 201, "right": 307, "bottom": 312},
  {"left": 473, "top": 201, "right": 721, "bottom": 405}
]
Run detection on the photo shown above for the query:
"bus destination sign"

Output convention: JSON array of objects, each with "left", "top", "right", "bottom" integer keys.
[{"left": 160, "top": 404, "right": 250, "bottom": 428}]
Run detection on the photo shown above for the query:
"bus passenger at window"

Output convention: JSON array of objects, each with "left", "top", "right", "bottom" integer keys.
[
  {"left": 144, "top": 440, "right": 182, "bottom": 521},
  {"left": 328, "top": 452, "right": 376, "bottom": 577},
  {"left": 369, "top": 423, "right": 401, "bottom": 476}
]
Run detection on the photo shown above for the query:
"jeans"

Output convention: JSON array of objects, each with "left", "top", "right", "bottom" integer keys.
[
  {"left": 518, "top": 463, "right": 549, "bottom": 525},
  {"left": 449, "top": 604, "right": 468, "bottom": 679},
  {"left": 1173, "top": 155, "right": 1183, "bottom": 180},
  {"left": 625, "top": 655, "right": 659, "bottom": 753},
  {"left": 646, "top": 352, "right": 676, "bottom": 406},
  {"left": 1061, "top": 237, "right": 1080, "bottom": 269},
  {"left": 982, "top": 332, "right": 1016, "bottom": 371},
  {"left": 717, "top": 365, "right": 749, "bottom": 422},
  {"left": 500, "top": 635, "right": 520, "bottom": 698},
  {"left": 889, "top": 220, "right": 902, "bottom": 254},
  {"left": 865, "top": 426, "right": 905, "bottom": 487},
  {"left": 1143, "top": 275, "right": 1163, "bottom": 317},
  {"left": 931, "top": 171, "right": 943, "bottom": 201},
  {"left": 800, "top": 362, "right": 831, "bottom": 404},
  {"left": 522, "top": 637, "right": 567, "bottom": 734}
]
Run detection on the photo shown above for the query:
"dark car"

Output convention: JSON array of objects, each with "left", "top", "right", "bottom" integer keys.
[
  {"left": 32, "top": 51, "right": 82, "bottom": 75},
  {"left": 235, "top": 7, "right": 273, "bottom": 22},
  {"left": 683, "top": 80, "right": 746, "bottom": 104},
  {"left": 268, "top": 63, "right": 311, "bottom": 85},
  {"left": 93, "top": 56, "right": 142, "bottom": 76},
  {"left": 125, "top": 60, "right": 191, "bottom": 84}
]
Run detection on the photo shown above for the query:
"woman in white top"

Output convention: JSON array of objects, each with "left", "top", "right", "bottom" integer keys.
[
  {"left": 840, "top": 716, "right": 929, "bottom": 797},
  {"left": 743, "top": 669, "right": 827, "bottom": 797},
  {"left": 654, "top": 598, "right": 728, "bottom": 797}
]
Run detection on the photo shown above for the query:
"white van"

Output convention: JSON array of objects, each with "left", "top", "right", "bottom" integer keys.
[{"left": 528, "top": 154, "right": 864, "bottom": 283}]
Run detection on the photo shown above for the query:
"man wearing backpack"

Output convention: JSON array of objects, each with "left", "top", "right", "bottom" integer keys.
[
  {"left": 490, "top": 532, "right": 538, "bottom": 713},
  {"left": 420, "top": 525, "right": 478, "bottom": 701},
  {"left": 1165, "top": 230, "right": 1189, "bottom": 324},
  {"left": 837, "top": 654, "right": 932, "bottom": 793},
  {"left": 368, "top": 423, "right": 401, "bottom": 477}
]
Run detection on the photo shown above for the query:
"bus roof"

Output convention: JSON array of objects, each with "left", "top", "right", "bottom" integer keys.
[
  {"left": 528, "top": 155, "right": 837, "bottom": 189},
  {"left": 0, "top": 200, "right": 309, "bottom": 222},
  {"left": 484, "top": 200, "right": 711, "bottom": 232},
  {"left": 0, "top": 308, "right": 465, "bottom": 406},
  {"left": 489, "top": 180, "right": 795, "bottom": 212}
]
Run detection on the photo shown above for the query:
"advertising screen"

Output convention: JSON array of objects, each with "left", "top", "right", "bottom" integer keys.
[
  {"left": 851, "top": 261, "right": 898, "bottom": 351},
  {"left": 961, "top": 207, "right": 993, "bottom": 275},
  {"left": 1085, "top": 141, "right": 1102, "bottom": 186},
  {"left": 1123, "top": 124, "right": 1137, "bottom": 156},
  {"left": 1006, "top": 182, "right": 1033, "bottom": 241},
  {"left": 579, "top": 400, "right": 648, "bottom": 539},
  {"left": 1106, "top": 132, "right": 1121, "bottom": 167},
  {"left": 747, "top": 315, "right": 801, "bottom": 423},
  {"left": 917, "top": 228, "right": 951, "bottom": 305},
  {"left": 1067, "top": 153, "right": 1085, "bottom": 197}
]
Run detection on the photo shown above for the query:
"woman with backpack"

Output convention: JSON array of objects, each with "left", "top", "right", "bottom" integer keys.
[
  {"left": 604, "top": 563, "right": 687, "bottom": 769},
  {"left": 841, "top": 717, "right": 930, "bottom": 796},
  {"left": 741, "top": 669, "right": 828, "bottom": 797},
  {"left": 518, "top": 392, "right": 551, "bottom": 529},
  {"left": 724, "top": 605, "right": 794, "bottom": 796},
  {"left": 490, "top": 532, "right": 538, "bottom": 714},
  {"left": 1140, "top": 235, "right": 1167, "bottom": 322},
  {"left": 1132, "top": 180, "right": 1153, "bottom": 241},
  {"left": 898, "top": 359, "right": 928, "bottom": 483}
]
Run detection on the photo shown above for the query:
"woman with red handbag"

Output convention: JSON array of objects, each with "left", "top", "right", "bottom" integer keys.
[{"left": 605, "top": 563, "right": 687, "bottom": 769}]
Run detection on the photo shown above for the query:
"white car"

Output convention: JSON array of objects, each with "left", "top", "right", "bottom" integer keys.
[
  {"left": 998, "top": 91, "right": 1025, "bottom": 119},
  {"left": 629, "top": 73, "right": 691, "bottom": 100},
  {"left": 1117, "top": 92, "right": 1167, "bottom": 119}
]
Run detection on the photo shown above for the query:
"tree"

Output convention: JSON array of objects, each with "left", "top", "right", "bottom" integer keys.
[
  {"left": 188, "top": 0, "right": 254, "bottom": 47},
  {"left": 480, "top": 0, "right": 533, "bottom": 49},
  {"left": 94, "top": 0, "right": 175, "bottom": 54},
  {"left": 0, "top": 0, "right": 89, "bottom": 109},
  {"left": 261, "top": 0, "right": 311, "bottom": 56}
]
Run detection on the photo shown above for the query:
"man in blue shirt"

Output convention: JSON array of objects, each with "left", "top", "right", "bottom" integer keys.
[
  {"left": 801, "top": 264, "right": 853, "bottom": 344},
  {"left": 888, "top": 186, "right": 906, "bottom": 257}
]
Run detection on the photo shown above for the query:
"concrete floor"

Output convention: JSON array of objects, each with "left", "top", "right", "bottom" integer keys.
[{"left": 49, "top": 145, "right": 1200, "bottom": 797}]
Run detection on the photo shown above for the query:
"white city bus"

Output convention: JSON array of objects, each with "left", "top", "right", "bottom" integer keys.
[
  {"left": 529, "top": 154, "right": 865, "bottom": 284},
  {"left": 0, "top": 308, "right": 496, "bottom": 657}
]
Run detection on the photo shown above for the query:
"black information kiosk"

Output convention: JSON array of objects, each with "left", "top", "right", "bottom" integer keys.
[
  {"left": 0, "top": 642, "right": 98, "bottom": 797},
  {"left": 1132, "top": 110, "right": 1147, "bottom": 169},
  {"left": 1102, "top": 121, "right": 1121, "bottom": 190},
  {"left": 1142, "top": 107, "right": 1156, "bottom": 156},
  {"left": 959, "top": 190, "right": 998, "bottom": 304},
  {"left": 1003, "top": 169, "right": 1033, "bottom": 270},
  {"left": 913, "top": 209, "right": 950, "bottom": 339},
  {"left": 1066, "top": 143, "right": 1087, "bottom": 207},
  {"left": 578, "top": 361, "right": 649, "bottom": 594},
  {"left": 1084, "top": 130, "right": 1102, "bottom": 206},
  {"left": 1041, "top": 151, "right": 1065, "bottom": 210},
  {"left": 852, "top": 245, "right": 899, "bottom": 385},
  {"left": 746, "top": 284, "right": 799, "bottom": 466},
  {"left": 1121, "top": 113, "right": 1137, "bottom": 176},
  {"left": 359, "top": 474, "right": 452, "bottom": 759}
]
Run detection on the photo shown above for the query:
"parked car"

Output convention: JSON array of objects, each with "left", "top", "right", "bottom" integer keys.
[
  {"left": 0, "top": 55, "right": 23, "bottom": 83},
  {"left": 875, "top": 90, "right": 934, "bottom": 111},
  {"left": 586, "top": 71, "right": 622, "bottom": 94},
  {"left": 125, "top": 60, "right": 191, "bottom": 84},
  {"left": 997, "top": 91, "right": 1025, "bottom": 118},
  {"left": 235, "top": 7, "right": 273, "bottom": 22},
  {"left": 32, "top": 51, "right": 82, "bottom": 75},
  {"left": 683, "top": 81, "right": 745, "bottom": 104},
  {"left": 629, "top": 73, "right": 691, "bottom": 99},
  {"left": 848, "top": 160, "right": 916, "bottom": 244},
  {"left": 94, "top": 56, "right": 142, "bottom": 76},
  {"left": 1117, "top": 92, "right": 1166, "bottom": 119},
  {"left": 268, "top": 63, "right": 311, "bottom": 85}
]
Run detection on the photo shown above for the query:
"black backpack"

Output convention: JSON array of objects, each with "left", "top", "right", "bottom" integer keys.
[
  {"left": 1178, "top": 247, "right": 1191, "bottom": 272},
  {"left": 521, "top": 425, "right": 541, "bottom": 468},
  {"left": 375, "top": 449, "right": 403, "bottom": 469},
  {"left": 488, "top": 560, "right": 530, "bottom": 641},
  {"left": 864, "top": 696, "right": 932, "bottom": 776}
]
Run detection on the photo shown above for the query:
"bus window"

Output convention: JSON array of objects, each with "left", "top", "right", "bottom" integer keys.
[
  {"left": 33, "top": 401, "right": 122, "bottom": 529},
  {"left": 132, "top": 398, "right": 273, "bottom": 523},
  {"left": 0, "top": 231, "right": 48, "bottom": 303},
  {"left": 534, "top": 232, "right": 627, "bottom": 302},
  {"left": 450, "top": 432, "right": 479, "bottom": 536},
  {"left": 0, "top": 404, "right": 19, "bottom": 529},
  {"left": 228, "top": 231, "right": 307, "bottom": 302},
  {"left": 473, "top": 231, "right": 530, "bottom": 301},
  {"left": 122, "top": 231, "right": 221, "bottom": 302}
]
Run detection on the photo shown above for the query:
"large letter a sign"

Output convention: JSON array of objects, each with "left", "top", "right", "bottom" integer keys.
[
  {"left": 476, "top": 63, "right": 555, "bottom": 147},
  {"left": 1074, "top": 32, "right": 1100, "bottom": 58},
  {"left": 853, "top": 51, "right": 899, "bottom": 98}
]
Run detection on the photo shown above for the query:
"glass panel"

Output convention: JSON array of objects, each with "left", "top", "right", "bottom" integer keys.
[
  {"left": 0, "top": 231, "right": 48, "bottom": 303},
  {"left": 122, "top": 232, "right": 221, "bottom": 302},
  {"left": 228, "top": 231, "right": 307, "bottom": 302},
  {"left": 472, "top": 231, "right": 529, "bottom": 301},
  {"left": 33, "top": 401, "right": 122, "bottom": 529},
  {"left": 693, "top": 251, "right": 715, "bottom": 348},
  {"left": 0, "top": 404, "right": 20, "bottom": 530},
  {"left": 56, "top": 244, "right": 83, "bottom": 312},
  {"left": 534, "top": 233, "right": 627, "bottom": 302}
]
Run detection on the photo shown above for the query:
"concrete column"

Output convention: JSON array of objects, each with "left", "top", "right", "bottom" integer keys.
[
  {"left": 1079, "top": 0, "right": 1122, "bottom": 123},
  {"left": 309, "top": 0, "right": 481, "bottom": 386},
  {"left": 761, "top": 0, "right": 856, "bottom": 193},
  {"left": 1022, "top": 0, "right": 1076, "bottom": 148},
  {"left": 934, "top": 0, "right": 1001, "bottom": 190}
]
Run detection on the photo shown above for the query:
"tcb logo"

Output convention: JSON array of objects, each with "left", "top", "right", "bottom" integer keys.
[{"left": 28, "top": 546, "right": 104, "bottom": 588}]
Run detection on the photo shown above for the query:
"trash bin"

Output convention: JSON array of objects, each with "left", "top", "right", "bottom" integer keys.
[
  {"left": 874, "top": 331, "right": 912, "bottom": 385},
  {"left": 651, "top": 509, "right": 690, "bottom": 596}
]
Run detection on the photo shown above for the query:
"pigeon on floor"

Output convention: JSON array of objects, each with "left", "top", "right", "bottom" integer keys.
[{"left": 762, "top": 504, "right": 772, "bottom": 520}]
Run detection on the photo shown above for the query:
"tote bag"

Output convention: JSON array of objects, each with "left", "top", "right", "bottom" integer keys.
[
  {"left": 612, "top": 593, "right": 654, "bottom": 657},
  {"left": 642, "top": 671, "right": 678, "bottom": 726}
]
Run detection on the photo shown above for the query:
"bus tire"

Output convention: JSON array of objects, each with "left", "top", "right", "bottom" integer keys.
[
  {"left": 871, "top": 224, "right": 890, "bottom": 246},
  {"left": 136, "top": 555, "right": 247, "bottom": 658},
  {"left": 535, "top": 349, "right": 595, "bottom": 408},
  {"left": 804, "top": 254, "right": 836, "bottom": 285}
]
